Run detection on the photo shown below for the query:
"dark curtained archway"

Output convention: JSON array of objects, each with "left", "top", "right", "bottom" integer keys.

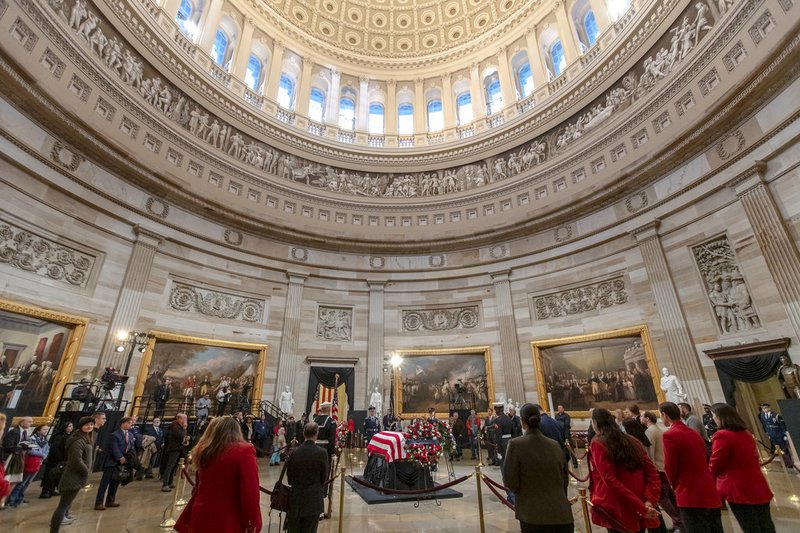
[
  {"left": 305, "top": 367, "right": 355, "bottom": 415},
  {"left": 705, "top": 339, "right": 789, "bottom": 407}
]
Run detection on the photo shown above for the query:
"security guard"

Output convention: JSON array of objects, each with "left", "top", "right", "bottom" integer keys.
[
  {"left": 702, "top": 404, "right": 718, "bottom": 438},
  {"left": 759, "top": 403, "right": 793, "bottom": 466},
  {"left": 492, "top": 402, "right": 514, "bottom": 469},
  {"left": 314, "top": 401, "right": 337, "bottom": 458},
  {"left": 364, "top": 406, "right": 380, "bottom": 443}
]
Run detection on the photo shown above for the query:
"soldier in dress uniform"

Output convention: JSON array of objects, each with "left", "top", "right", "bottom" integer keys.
[
  {"left": 492, "top": 402, "right": 514, "bottom": 469},
  {"left": 702, "top": 404, "right": 718, "bottom": 439},
  {"left": 313, "top": 401, "right": 337, "bottom": 458},
  {"left": 759, "top": 403, "right": 793, "bottom": 466},
  {"left": 364, "top": 406, "right": 380, "bottom": 443}
]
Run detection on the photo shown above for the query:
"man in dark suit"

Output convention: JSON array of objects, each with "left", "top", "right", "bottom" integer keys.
[
  {"left": 142, "top": 417, "right": 164, "bottom": 478},
  {"left": 95, "top": 416, "right": 133, "bottom": 510},
  {"left": 554, "top": 404, "right": 577, "bottom": 468},
  {"left": 660, "top": 402, "right": 723, "bottom": 532},
  {"left": 286, "top": 422, "right": 329, "bottom": 533},
  {"left": 161, "top": 413, "right": 188, "bottom": 492},
  {"left": 153, "top": 377, "right": 171, "bottom": 418}
]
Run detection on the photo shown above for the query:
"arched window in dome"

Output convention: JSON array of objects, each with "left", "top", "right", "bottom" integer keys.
[
  {"left": 212, "top": 29, "right": 229, "bottom": 68},
  {"left": 244, "top": 55, "right": 261, "bottom": 92},
  {"left": 398, "top": 103, "right": 414, "bottom": 136},
  {"left": 308, "top": 88, "right": 326, "bottom": 123},
  {"left": 550, "top": 39, "right": 566, "bottom": 77},
  {"left": 427, "top": 99, "right": 443, "bottom": 132},
  {"left": 277, "top": 74, "right": 295, "bottom": 110},
  {"left": 584, "top": 11, "right": 599, "bottom": 47},
  {"left": 338, "top": 94, "right": 356, "bottom": 131},
  {"left": 606, "top": 0, "right": 632, "bottom": 21},
  {"left": 368, "top": 103, "right": 385, "bottom": 134},
  {"left": 517, "top": 63, "right": 534, "bottom": 98},
  {"left": 456, "top": 92, "right": 473, "bottom": 125},
  {"left": 176, "top": 0, "right": 195, "bottom": 37},
  {"left": 484, "top": 74, "right": 503, "bottom": 115}
]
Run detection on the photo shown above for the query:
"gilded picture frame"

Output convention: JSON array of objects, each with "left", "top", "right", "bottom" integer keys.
[
  {"left": 1, "top": 298, "right": 88, "bottom": 424},
  {"left": 531, "top": 325, "right": 664, "bottom": 417},
  {"left": 132, "top": 330, "right": 267, "bottom": 416},
  {"left": 393, "top": 346, "right": 495, "bottom": 419}
]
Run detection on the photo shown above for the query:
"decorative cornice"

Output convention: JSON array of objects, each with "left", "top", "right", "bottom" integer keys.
[
  {"left": 168, "top": 281, "right": 265, "bottom": 322},
  {"left": 532, "top": 276, "right": 629, "bottom": 320},
  {"left": 401, "top": 305, "right": 480, "bottom": 332}
]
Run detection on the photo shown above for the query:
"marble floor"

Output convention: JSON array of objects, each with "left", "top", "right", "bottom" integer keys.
[{"left": 3, "top": 449, "right": 800, "bottom": 532}]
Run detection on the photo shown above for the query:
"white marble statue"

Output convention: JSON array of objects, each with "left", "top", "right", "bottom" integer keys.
[
  {"left": 369, "top": 386, "right": 382, "bottom": 414},
  {"left": 279, "top": 385, "right": 294, "bottom": 414},
  {"left": 660, "top": 368, "right": 688, "bottom": 404}
]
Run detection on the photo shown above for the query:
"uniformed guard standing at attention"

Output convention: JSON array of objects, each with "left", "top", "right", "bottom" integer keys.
[
  {"left": 493, "top": 402, "right": 514, "bottom": 469},
  {"left": 313, "top": 401, "right": 337, "bottom": 459},
  {"left": 364, "top": 406, "right": 380, "bottom": 443},
  {"left": 759, "top": 403, "right": 793, "bottom": 466}
]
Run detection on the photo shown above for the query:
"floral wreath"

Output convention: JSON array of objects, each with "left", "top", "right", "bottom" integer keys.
[
  {"left": 403, "top": 418, "right": 450, "bottom": 467},
  {"left": 335, "top": 422, "right": 348, "bottom": 453}
]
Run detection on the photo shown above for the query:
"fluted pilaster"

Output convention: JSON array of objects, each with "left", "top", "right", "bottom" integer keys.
[
  {"left": 274, "top": 272, "right": 307, "bottom": 405},
  {"left": 265, "top": 41, "right": 286, "bottom": 102},
  {"left": 326, "top": 69, "right": 341, "bottom": 125},
  {"left": 490, "top": 270, "right": 524, "bottom": 402},
  {"left": 366, "top": 281, "right": 386, "bottom": 410}
]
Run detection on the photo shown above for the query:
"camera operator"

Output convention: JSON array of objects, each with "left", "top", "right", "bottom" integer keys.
[{"left": 69, "top": 378, "right": 94, "bottom": 412}]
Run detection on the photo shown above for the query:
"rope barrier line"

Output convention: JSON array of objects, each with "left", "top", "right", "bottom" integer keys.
[
  {"left": 347, "top": 473, "right": 473, "bottom": 495},
  {"left": 569, "top": 470, "right": 590, "bottom": 482},
  {"left": 258, "top": 470, "right": 340, "bottom": 496},
  {"left": 180, "top": 466, "right": 195, "bottom": 487},
  {"left": 565, "top": 440, "right": 588, "bottom": 461},
  {"left": 760, "top": 451, "right": 779, "bottom": 466},
  {"left": 479, "top": 474, "right": 515, "bottom": 511},
  {"left": 480, "top": 473, "right": 511, "bottom": 493}
]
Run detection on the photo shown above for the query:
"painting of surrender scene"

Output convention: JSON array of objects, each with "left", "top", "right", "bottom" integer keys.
[
  {"left": 533, "top": 326, "right": 662, "bottom": 415},
  {"left": 137, "top": 332, "right": 266, "bottom": 414},
  {"left": 395, "top": 347, "right": 494, "bottom": 417}
]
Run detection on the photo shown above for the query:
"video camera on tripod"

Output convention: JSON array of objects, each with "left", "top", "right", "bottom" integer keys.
[{"left": 100, "top": 367, "right": 129, "bottom": 391}]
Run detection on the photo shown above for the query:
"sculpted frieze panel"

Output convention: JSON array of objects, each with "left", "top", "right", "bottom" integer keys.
[
  {"left": 169, "top": 282, "right": 264, "bottom": 323},
  {"left": 316, "top": 305, "right": 352, "bottom": 342},
  {"left": 533, "top": 277, "right": 629, "bottom": 320},
  {"left": 0, "top": 221, "right": 96, "bottom": 288},
  {"left": 402, "top": 305, "right": 480, "bottom": 332},
  {"left": 691, "top": 235, "right": 761, "bottom": 334}
]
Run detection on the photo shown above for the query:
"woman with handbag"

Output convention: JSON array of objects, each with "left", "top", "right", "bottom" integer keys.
[
  {"left": 589, "top": 408, "right": 662, "bottom": 533},
  {"left": 1, "top": 415, "right": 33, "bottom": 508},
  {"left": 50, "top": 416, "right": 95, "bottom": 532},
  {"left": 7, "top": 424, "right": 50, "bottom": 507},
  {"left": 41, "top": 421, "right": 73, "bottom": 498},
  {"left": 174, "top": 416, "right": 262, "bottom": 533}
]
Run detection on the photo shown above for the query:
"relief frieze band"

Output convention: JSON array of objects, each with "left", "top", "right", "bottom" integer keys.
[
  {"left": 533, "top": 276, "right": 628, "bottom": 320},
  {"left": 168, "top": 281, "right": 265, "bottom": 322},
  {"left": 402, "top": 305, "right": 480, "bottom": 332}
]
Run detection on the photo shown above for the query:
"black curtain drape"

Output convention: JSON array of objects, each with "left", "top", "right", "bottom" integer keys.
[
  {"left": 305, "top": 367, "right": 355, "bottom": 415},
  {"left": 714, "top": 354, "right": 782, "bottom": 407}
]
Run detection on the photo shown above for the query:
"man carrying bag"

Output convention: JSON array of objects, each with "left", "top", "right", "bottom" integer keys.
[{"left": 284, "top": 422, "right": 329, "bottom": 533}]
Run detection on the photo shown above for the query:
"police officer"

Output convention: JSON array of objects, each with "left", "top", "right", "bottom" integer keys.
[
  {"left": 313, "top": 401, "right": 337, "bottom": 459},
  {"left": 702, "top": 403, "right": 718, "bottom": 438},
  {"left": 759, "top": 403, "right": 793, "bottom": 466},
  {"left": 364, "top": 406, "right": 380, "bottom": 443},
  {"left": 492, "top": 402, "right": 514, "bottom": 469}
]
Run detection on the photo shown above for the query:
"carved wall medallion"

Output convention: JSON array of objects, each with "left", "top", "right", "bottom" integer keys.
[
  {"left": 428, "top": 254, "right": 445, "bottom": 268},
  {"left": 691, "top": 235, "right": 761, "bottom": 335},
  {"left": 224, "top": 229, "right": 243, "bottom": 246},
  {"left": 145, "top": 197, "right": 169, "bottom": 218},
  {"left": 369, "top": 256, "right": 385, "bottom": 269},
  {"left": 291, "top": 247, "right": 308, "bottom": 262},
  {"left": 169, "top": 282, "right": 264, "bottom": 322},
  {"left": 554, "top": 225, "right": 573, "bottom": 243},
  {"left": 49, "top": 140, "right": 84, "bottom": 171},
  {"left": 402, "top": 305, "right": 480, "bottom": 332},
  {"left": 533, "top": 276, "right": 628, "bottom": 320},
  {"left": 490, "top": 244, "right": 508, "bottom": 259},
  {"left": 0, "top": 221, "right": 96, "bottom": 288},
  {"left": 316, "top": 305, "right": 352, "bottom": 342},
  {"left": 716, "top": 130, "right": 746, "bottom": 160},
  {"left": 625, "top": 192, "right": 649, "bottom": 213}
]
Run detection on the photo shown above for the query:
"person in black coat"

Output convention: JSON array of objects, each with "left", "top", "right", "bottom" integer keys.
[
  {"left": 160, "top": 414, "right": 188, "bottom": 492},
  {"left": 286, "top": 422, "right": 329, "bottom": 533},
  {"left": 153, "top": 378, "right": 172, "bottom": 418},
  {"left": 40, "top": 421, "right": 74, "bottom": 498},
  {"left": 94, "top": 416, "right": 133, "bottom": 510}
]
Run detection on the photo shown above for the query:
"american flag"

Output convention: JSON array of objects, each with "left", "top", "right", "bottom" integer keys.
[{"left": 331, "top": 385, "right": 339, "bottom": 422}]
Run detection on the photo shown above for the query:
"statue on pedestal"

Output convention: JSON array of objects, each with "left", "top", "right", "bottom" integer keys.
[
  {"left": 777, "top": 354, "right": 800, "bottom": 399},
  {"left": 369, "top": 386, "right": 382, "bottom": 415},
  {"left": 279, "top": 385, "right": 294, "bottom": 414},
  {"left": 660, "top": 368, "right": 687, "bottom": 404}
]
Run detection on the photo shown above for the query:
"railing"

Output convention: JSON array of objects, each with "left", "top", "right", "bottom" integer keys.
[
  {"left": 486, "top": 113, "right": 504, "bottom": 129},
  {"left": 243, "top": 89, "right": 264, "bottom": 108},
  {"left": 398, "top": 136, "right": 414, "bottom": 148},
  {"left": 548, "top": 74, "right": 568, "bottom": 95},
  {"left": 516, "top": 94, "right": 536, "bottom": 113},
  {"left": 337, "top": 130, "right": 355, "bottom": 144},
  {"left": 208, "top": 62, "right": 231, "bottom": 87},
  {"left": 276, "top": 108, "right": 296, "bottom": 125},
  {"left": 457, "top": 125, "right": 475, "bottom": 139},
  {"left": 426, "top": 131, "right": 445, "bottom": 145},
  {"left": 308, "top": 121, "right": 326, "bottom": 136},
  {"left": 580, "top": 44, "right": 602, "bottom": 67},
  {"left": 367, "top": 135, "right": 385, "bottom": 147}
]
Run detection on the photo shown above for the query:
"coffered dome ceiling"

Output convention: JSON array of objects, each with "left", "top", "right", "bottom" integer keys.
[{"left": 261, "top": 0, "right": 534, "bottom": 59}]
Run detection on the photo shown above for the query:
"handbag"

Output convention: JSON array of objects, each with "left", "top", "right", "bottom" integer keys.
[
  {"left": 111, "top": 463, "right": 132, "bottom": 485},
  {"left": 269, "top": 456, "right": 291, "bottom": 512}
]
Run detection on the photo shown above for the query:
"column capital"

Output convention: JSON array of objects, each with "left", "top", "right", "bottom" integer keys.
[
  {"left": 630, "top": 219, "right": 661, "bottom": 242},
  {"left": 359, "top": 74, "right": 370, "bottom": 85},
  {"left": 489, "top": 269, "right": 512, "bottom": 282},
  {"left": 245, "top": 16, "right": 254, "bottom": 26},
  {"left": 330, "top": 67, "right": 340, "bottom": 79},
  {"left": 367, "top": 280, "right": 387, "bottom": 290},
  {"left": 302, "top": 56, "right": 314, "bottom": 66},
  {"left": 273, "top": 39, "right": 285, "bottom": 51},
  {"left": 133, "top": 225, "right": 164, "bottom": 248},
  {"left": 386, "top": 78, "right": 396, "bottom": 87},
  {"left": 729, "top": 161, "right": 768, "bottom": 197},
  {"left": 286, "top": 271, "right": 308, "bottom": 284}
]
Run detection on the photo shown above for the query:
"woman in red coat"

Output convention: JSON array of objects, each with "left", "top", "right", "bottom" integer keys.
[
  {"left": 709, "top": 403, "right": 775, "bottom": 533},
  {"left": 175, "top": 417, "right": 262, "bottom": 533},
  {"left": 589, "top": 408, "right": 662, "bottom": 533}
]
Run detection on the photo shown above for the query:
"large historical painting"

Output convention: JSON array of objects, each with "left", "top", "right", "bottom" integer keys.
[
  {"left": 394, "top": 347, "right": 494, "bottom": 418},
  {"left": 532, "top": 326, "right": 662, "bottom": 416},
  {"left": 0, "top": 300, "right": 87, "bottom": 418},
  {"left": 134, "top": 331, "right": 266, "bottom": 415}
]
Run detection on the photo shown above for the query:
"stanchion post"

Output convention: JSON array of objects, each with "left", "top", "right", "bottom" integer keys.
[
  {"left": 176, "top": 458, "right": 188, "bottom": 507},
  {"left": 578, "top": 487, "right": 592, "bottom": 532},
  {"left": 338, "top": 466, "right": 346, "bottom": 533},
  {"left": 475, "top": 465, "right": 486, "bottom": 533},
  {"left": 159, "top": 458, "right": 185, "bottom": 528}
]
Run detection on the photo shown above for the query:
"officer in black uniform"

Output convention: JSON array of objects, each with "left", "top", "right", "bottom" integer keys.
[
  {"left": 493, "top": 402, "right": 514, "bottom": 470},
  {"left": 759, "top": 403, "right": 793, "bottom": 466},
  {"left": 702, "top": 404, "right": 718, "bottom": 439},
  {"left": 364, "top": 406, "right": 380, "bottom": 443},
  {"left": 313, "top": 401, "right": 337, "bottom": 459}
]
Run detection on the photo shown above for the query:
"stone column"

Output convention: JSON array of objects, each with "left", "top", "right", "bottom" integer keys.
[
  {"left": 274, "top": 272, "right": 308, "bottom": 402},
  {"left": 490, "top": 270, "right": 524, "bottom": 403},
  {"left": 357, "top": 75, "right": 371, "bottom": 131},
  {"left": 101, "top": 226, "right": 162, "bottom": 371},
  {"left": 366, "top": 281, "right": 386, "bottom": 409},
  {"left": 413, "top": 78, "right": 426, "bottom": 133},
  {"left": 631, "top": 221, "right": 710, "bottom": 405},
  {"left": 231, "top": 17, "right": 256, "bottom": 81},
  {"left": 588, "top": 0, "right": 612, "bottom": 32},
  {"left": 469, "top": 62, "right": 487, "bottom": 120},
  {"left": 197, "top": 0, "right": 225, "bottom": 54},
  {"left": 524, "top": 28, "right": 548, "bottom": 91},
  {"left": 731, "top": 163, "right": 800, "bottom": 339},
  {"left": 496, "top": 46, "right": 516, "bottom": 107},
  {"left": 325, "top": 68, "right": 341, "bottom": 126},
  {"left": 295, "top": 56, "right": 315, "bottom": 117},
  {"left": 441, "top": 72, "right": 455, "bottom": 128},
  {"left": 264, "top": 41, "right": 285, "bottom": 102},
  {"left": 385, "top": 79, "right": 397, "bottom": 134},
  {"left": 554, "top": 0, "right": 579, "bottom": 63}
]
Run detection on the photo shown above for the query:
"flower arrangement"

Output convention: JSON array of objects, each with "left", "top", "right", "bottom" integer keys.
[
  {"left": 335, "top": 422, "right": 348, "bottom": 453},
  {"left": 403, "top": 418, "right": 446, "bottom": 467}
]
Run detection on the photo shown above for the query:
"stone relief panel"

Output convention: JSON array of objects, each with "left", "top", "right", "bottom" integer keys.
[
  {"left": 40, "top": 0, "right": 729, "bottom": 202},
  {"left": 316, "top": 305, "right": 352, "bottom": 342},
  {"left": 168, "top": 281, "right": 264, "bottom": 322},
  {"left": 0, "top": 221, "right": 96, "bottom": 288},
  {"left": 401, "top": 305, "right": 480, "bottom": 332},
  {"left": 691, "top": 235, "right": 761, "bottom": 334},
  {"left": 533, "top": 276, "right": 629, "bottom": 320}
]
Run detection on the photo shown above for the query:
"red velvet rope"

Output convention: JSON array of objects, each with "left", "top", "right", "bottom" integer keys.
[
  {"left": 180, "top": 466, "right": 195, "bottom": 487},
  {"left": 347, "top": 473, "right": 472, "bottom": 495},
  {"left": 480, "top": 474, "right": 515, "bottom": 511},
  {"left": 569, "top": 470, "right": 590, "bottom": 482},
  {"left": 566, "top": 440, "right": 588, "bottom": 461},
  {"left": 481, "top": 473, "right": 511, "bottom": 492},
  {"left": 760, "top": 452, "right": 779, "bottom": 467}
]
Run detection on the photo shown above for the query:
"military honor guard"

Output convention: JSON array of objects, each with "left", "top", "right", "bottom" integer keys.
[
  {"left": 759, "top": 403, "right": 793, "bottom": 466},
  {"left": 313, "top": 401, "right": 337, "bottom": 458},
  {"left": 364, "top": 406, "right": 380, "bottom": 443},
  {"left": 492, "top": 402, "right": 514, "bottom": 468}
]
